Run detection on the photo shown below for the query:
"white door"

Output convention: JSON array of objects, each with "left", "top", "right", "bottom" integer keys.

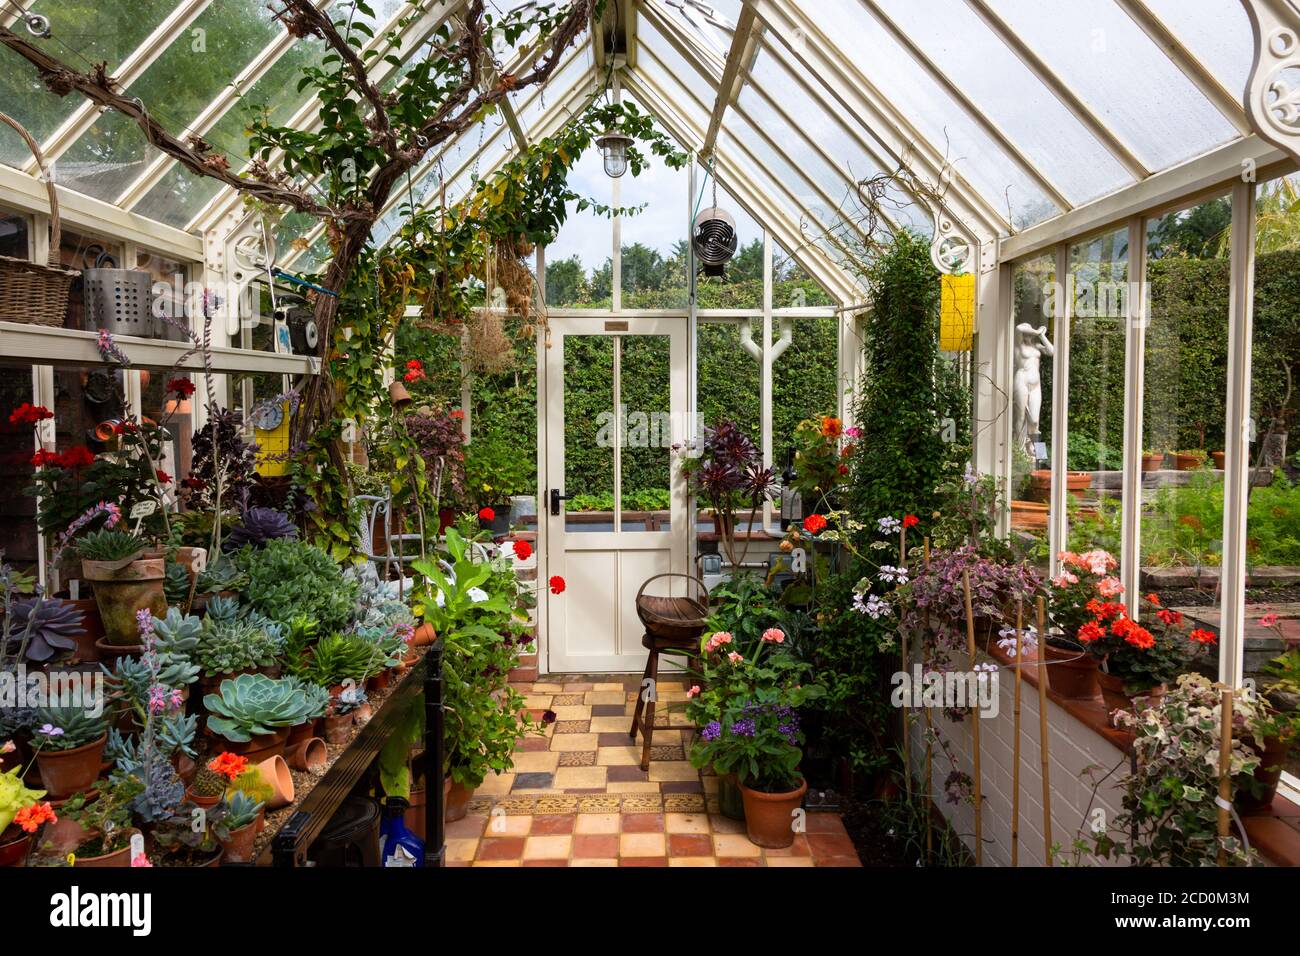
[{"left": 543, "top": 316, "right": 689, "bottom": 672}]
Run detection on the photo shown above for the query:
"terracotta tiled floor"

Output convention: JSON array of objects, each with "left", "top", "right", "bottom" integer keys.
[{"left": 446, "top": 675, "right": 861, "bottom": 867}]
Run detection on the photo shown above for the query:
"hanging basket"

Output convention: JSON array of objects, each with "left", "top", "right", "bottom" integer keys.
[{"left": 0, "top": 111, "right": 79, "bottom": 327}]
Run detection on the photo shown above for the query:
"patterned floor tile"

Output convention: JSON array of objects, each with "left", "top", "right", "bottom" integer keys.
[
  {"left": 533, "top": 795, "right": 580, "bottom": 815},
  {"left": 662, "top": 793, "right": 707, "bottom": 813},
  {"left": 553, "top": 719, "right": 592, "bottom": 734},
  {"left": 620, "top": 794, "right": 663, "bottom": 813},
  {"left": 558, "top": 750, "right": 597, "bottom": 767},
  {"left": 551, "top": 694, "right": 587, "bottom": 706}
]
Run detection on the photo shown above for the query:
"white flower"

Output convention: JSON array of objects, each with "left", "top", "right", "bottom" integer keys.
[
  {"left": 974, "top": 662, "right": 998, "bottom": 674},
  {"left": 996, "top": 625, "right": 1039, "bottom": 657},
  {"left": 467, "top": 587, "right": 489, "bottom": 603},
  {"left": 878, "top": 565, "right": 909, "bottom": 585},
  {"left": 434, "top": 589, "right": 446, "bottom": 607},
  {"left": 877, "top": 516, "right": 901, "bottom": 535},
  {"left": 853, "top": 592, "right": 892, "bottom": 619}
]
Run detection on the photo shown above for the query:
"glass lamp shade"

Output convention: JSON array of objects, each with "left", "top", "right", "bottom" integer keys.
[{"left": 596, "top": 131, "right": 633, "bottom": 178}]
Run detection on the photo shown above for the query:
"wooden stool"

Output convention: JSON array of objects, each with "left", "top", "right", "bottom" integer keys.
[
  {"left": 629, "top": 632, "right": 696, "bottom": 771},
  {"left": 629, "top": 572, "right": 710, "bottom": 772}
]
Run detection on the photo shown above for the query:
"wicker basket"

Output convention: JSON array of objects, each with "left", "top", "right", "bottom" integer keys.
[
  {"left": 635, "top": 572, "right": 711, "bottom": 644},
  {"left": 0, "top": 111, "right": 78, "bottom": 327}
]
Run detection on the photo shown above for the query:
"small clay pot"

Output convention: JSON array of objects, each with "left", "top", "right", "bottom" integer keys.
[
  {"left": 186, "top": 788, "right": 222, "bottom": 810},
  {"left": 739, "top": 777, "right": 808, "bottom": 849},
  {"left": 36, "top": 734, "right": 107, "bottom": 799},
  {"left": 207, "top": 727, "right": 289, "bottom": 765},
  {"left": 445, "top": 779, "right": 476, "bottom": 823},
  {"left": 323, "top": 713, "right": 352, "bottom": 744},
  {"left": 94, "top": 637, "right": 144, "bottom": 665},
  {"left": 1211, "top": 451, "right": 1225, "bottom": 469},
  {"left": 73, "top": 828, "right": 140, "bottom": 867},
  {"left": 1142, "top": 453, "right": 1165, "bottom": 472},
  {"left": 217, "top": 811, "right": 264, "bottom": 865},
  {"left": 285, "top": 737, "right": 327, "bottom": 773},
  {"left": 1042, "top": 641, "right": 1101, "bottom": 701},
  {"left": 255, "top": 755, "right": 294, "bottom": 810},
  {"left": 286, "top": 719, "right": 319, "bottom": 747},
  {"left": 412, "top": 623, "right": 436, "bottom": 647},
  {"left": 368, "top": 669, "right": 392, "bottom": 693},
  {"left": 0, "top": 824, "right": 32, "bottom": 867},
  {"left": 1238, "top": 733, "right": 1292, "bottom": 811},
  {"left": 1096, "top": 672, "right": 1166, "bottom": 716}
]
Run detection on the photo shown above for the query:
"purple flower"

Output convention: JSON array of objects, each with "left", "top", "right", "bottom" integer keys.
[
  {"left": 38, "top": 724, "right": 63, "bottom": 737},
  {"left": 701, "top": 721, "right": 722, "bottom": 742},
  {"left": 730, "top": 718, "right": 756, "bottom": 738}
]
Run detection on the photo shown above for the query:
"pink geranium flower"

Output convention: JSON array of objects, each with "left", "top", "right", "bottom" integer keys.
[
  {"left": 761, "top": 627, "right": 785, "bottom": 644},
  {"left": 686, "top": 685, "right": 701, "bottom": 699},
  {"left": 727, "top": 651, "right": 743, "bottom": 664}
]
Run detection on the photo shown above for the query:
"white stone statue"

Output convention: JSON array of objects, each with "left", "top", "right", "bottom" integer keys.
[{"left": 1013, "top": 322, "right": 1055, "bottom": 456}]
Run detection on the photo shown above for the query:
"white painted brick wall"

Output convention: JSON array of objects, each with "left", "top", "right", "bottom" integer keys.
[{"left": 904, "top": 665, "right": 1129, "bottom": 867}]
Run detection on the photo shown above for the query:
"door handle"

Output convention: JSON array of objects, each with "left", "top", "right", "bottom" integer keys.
[{"left": 549, "top": 488, "right": 573, "bottom": 516}]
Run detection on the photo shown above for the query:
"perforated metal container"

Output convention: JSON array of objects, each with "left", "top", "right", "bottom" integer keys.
[{"left": 81, "top": 266, "right": 156, "bottom": 337}]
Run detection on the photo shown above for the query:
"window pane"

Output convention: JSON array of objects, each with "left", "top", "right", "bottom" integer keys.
[
  {"left": 771, "top": 316, "right": 840, "bottom": 531},
  {"left": 697, "top": 318, "right": 760, "bottom": 537},
  {"left": 1009, "top": 252, "right": 1056, "bottom": 569},
  {"left": 546, "top": 149, "right": 612, "bottom": 308},
  {"left": 620, "top": 149, "right": 689, "bottom": 309},
  {"left": 0, "top": 363, "right": 39, "bottom": 575},
  {"left": 1064, "top": 228, "right": 1128, "bottom": 564},
  {"left": 562, "top": 335, "right": 614, "bottom": 531},
  {"left": 619, "top": 335, "right": 672, "bottom": 531},
  {"left": 1142, "top": 0, "right": 1255, "bottom": 95}
]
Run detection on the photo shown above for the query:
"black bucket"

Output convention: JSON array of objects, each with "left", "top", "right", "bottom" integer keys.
[{"left": 306, "top": 796, "right": 381, "bottom": 867}]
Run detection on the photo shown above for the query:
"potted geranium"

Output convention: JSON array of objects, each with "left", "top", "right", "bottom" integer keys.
[
  {"left": 785, "top": 415, "right": 856, "bottom": 518},
  {"left": 1092, "top": 596, "right": 1217, "bottom": 713},
  {"left": 1045, "top": 549, "right": 1124, "bottom": 699},
  {"left": 56, "top": 777, "right": 143, "bottom": 867},
  {"left": 0, "top": 763, "right": 54, "bottom": 866}
]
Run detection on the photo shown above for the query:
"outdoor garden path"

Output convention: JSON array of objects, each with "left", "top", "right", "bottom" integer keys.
[{"left": 445, "top": 675, "right": 862, "bottom": 866}]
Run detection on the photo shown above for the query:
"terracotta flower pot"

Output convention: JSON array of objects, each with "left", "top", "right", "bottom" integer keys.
[
  {"left": 62, "top": 598, "right": 104, "bottom": 662},
  {"left": 367, "top": 669, "right": 392, "bottom": 693},
  {"left": 404, "top": 782, "right": 432, "bottom": 842},
  {"left": 186, "top": 787, "right": 222, "bottom": 810},
  {"left": 1042, "top": 641, "right": 1100, "bottom": 700},
  {"left": 739, "top": 777, "right": 808, "bottom": 848},
  {"left": 323, "top": 713, "right": 352, "bottom": 744},
  {"left": 41, "top": 812, "right": 89, "bottom": 856},
  {"left": 1096, "top": 671, "right": 1166, "bottom": 716},
  {"left": 286, "top": 719, "right": 319, "bottom": 747},
  {"left": 445, "top": 779, "right": 476, "bottom": 823},
  {"left": 285, "top": 737, "right": 327, "bottom": 773},
  {"left": 1029, "top": 470, "right": 1092, "bottom": 503},
  {"left": 172, "top": 752, "right": 197, "bottom": 787},
  {"left": 217, "top": 811, "right": 264, "bottom": 865},
  {"left": 412, "top": 623, "right": 436, "bottom": 647},
  {"left": 82, "top": 557, "right": 167, "bottom": 646},
  {"left": 255, "top": 755, "right": 294, "bottom": 810},
  {"left": 1172, "top": 452, "right": 1204, "bottom": 471},
  {"left": 1142, "top": 452, "right": 1165, "bottom": 472},
  {"left": 36, "top": 734, "right": 107, "bottom": 799},
  {"left": 1211, "top": 451, "right": 1225, "bottom": 469},
  {"left": 0, "top": 824, "right": 32, "bottom": 867},
  {"left": 1238, "top": 734, "right": 1292, "bottom": 811},
  {"left": 73, "top": 828, "right": 140, "bottom": 867},
  {"left": 94, "top": 636, "right": 144, "bottom": 664}
]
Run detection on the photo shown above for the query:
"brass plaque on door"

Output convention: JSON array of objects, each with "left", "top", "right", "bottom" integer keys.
[{"left": 604, "top": 320, "right": 629, "bottom": 331}]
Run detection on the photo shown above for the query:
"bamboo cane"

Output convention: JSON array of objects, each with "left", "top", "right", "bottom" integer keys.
[
  {"left": 923, "top": 537, "right": 932, "bottom": 864},
  {"left": 962, "top": 568, "right": 982, "bottom": 865},
  {"left": 900, "top": 526, "right": 911, "bottom": 799},
  {"left": 1036, "top": 596, "right": 1053, "bottom": 866},
  {"left": 1217, "top": 688, "right": 1234, "bottom": 867},
  {"left": 1012, "top": 599, "right": 1023, "bottom": 867}
]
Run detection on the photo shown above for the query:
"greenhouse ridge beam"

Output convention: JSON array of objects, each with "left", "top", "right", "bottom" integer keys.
[
  {"left": 26, "top": 0, "right": 215, "bottom": 174},
  {"left": 699, "top": 0, "right": 758, "bottom": 160},
  {"left": 964, "top": 0, "right": 1150, "bottom": 180}
]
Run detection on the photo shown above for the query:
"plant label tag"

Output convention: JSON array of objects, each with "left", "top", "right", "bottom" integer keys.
[
  {"left": 130, "top": 501, "right": 157, "bottom": 519},
  {"left": 130, "top": 831, "right": 145, "bottom": 860},
  {"left": 69, "top": 579, "right": 79, "bottom": 601}
]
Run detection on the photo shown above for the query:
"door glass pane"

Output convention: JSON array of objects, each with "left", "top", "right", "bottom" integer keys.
[
  {"left": 564, "top": 335, "right": 614, "bottom": 532},
  {"left": 619, "top": 335, "right": 672, "bottom": 532},
  {"left": 0, "top": 363, "right": 39, "bottom": 576}
]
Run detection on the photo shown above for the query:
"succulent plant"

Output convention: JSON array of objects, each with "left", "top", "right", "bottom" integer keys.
[
  {"left": 226, "top": 767, "right": 274, "bottom": 805},
  {"left": 195, "top": 555, "right": 248, "bottom": 595},
  {"left": 331, "top": 686, "right": 368, "bottom": 716},
  {"left": 203, "top": 594, "right": 242, "bottom": 624},
  {"left": 190, "top": 765, "right": 226, "bottom": 797},
  {"left": 152, "top": 607, "right": 201, "bottom": 658},
  {"left": 290, "top": 632, "right": 382, "bottom": 687},
  {"left": 30, "top": 706, "right": 107, "bottom": 751},
  {"left": 282, "top": 674, "right": 330, "bottom": 721},
  {"left": 195, "top": 616, "right": 278, "bottom": 676},
  {"left": 224, "top": 507, "right": 299, "bottom": 551},
  {"left": 237, "top": 540, "right": 358, "bottom": 633},
  {"left": 163, "top": 560, "right": 192, "bottom": 606},
  {"left": 7, "top": 596, "right": 84, "bottom": 662},
  {"left": 219, "top": 789, "right": 263, "bottom": 831},
  {"left": 105, "top": 712, "right": 197, "bottom": 765},
  {"left": 203, "top": 673, "right": 317, "bottom": 742},
  {"left": 76, "top": 529, "right": 147, "bottom": 562}
]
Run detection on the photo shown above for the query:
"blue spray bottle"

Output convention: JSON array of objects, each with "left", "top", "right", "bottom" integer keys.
[{"left": 381, "top": 796, "right": 425, "bottom": 867}]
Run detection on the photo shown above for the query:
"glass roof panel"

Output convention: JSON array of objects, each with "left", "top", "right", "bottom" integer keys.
[
  {"left": 862, "top": 0, "right": 1132, "bottom": 207},
  {"left": 132, "top": 35, "right": 329, "bottom": 228},
  {"left": 53, "top": 0, "right": 288, "bottom": 201},
  {"left": 988, "top": 0, "right": 1239, "bottom": 171},
  {"left": 1141, "top": 0, "right": 1255, "bottom": 96},
  {"left": 658, "top": 0, "right": 739, "bottom": 60},
  {"left": 762, "top": 3, "right": 1056, "bottom": 229},
  {"left": 0, "top": 0, "right": 180, "bottom": 167}
]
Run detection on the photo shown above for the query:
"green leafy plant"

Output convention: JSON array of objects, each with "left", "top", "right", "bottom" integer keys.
[
  {"left": 60, "top": 776, "right": 141, "bottom": 857},
  {"left": 225, "top": 768, "right": 274, "bottom": 806},
  {"left": 236, "top": 540, "right": 359, "bottom": 632},
  {"left": 690, "top": 686, "right": 813, "bottom": 793},
  {"left": 291, "top": 632, "right": 384, "bottom": 687},
  {"left": 194, "top": 554, "right": 249, "bottom": 595},
  {"left": 195, "top": 614, "right": 279, "bottom": 677},
  {"left": 203, "top": 673, "right": 317, "bottom": 742}
]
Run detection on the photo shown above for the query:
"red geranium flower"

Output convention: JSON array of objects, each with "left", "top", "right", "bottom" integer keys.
[
  {"left": 57, "top": 446, "right": 95, "bottom": 470},
  {"left": 1189, "top": 628, "right": 1217, "bottom": 646},
  {"left": 166, "top": 378, "right": 196, "bottom": 397},
  {"left": 549, "top": 575, "right": 566, "bottom": 595},
  {"left": 30, "top": 449, "right": 60, "bottom": 468},
  {"left": 13, "top": 801, "right": 56, "bottom": 833},
  {"left": 1145, "top": 593, "right": 1162, "bottom": 606},
  {"left": 1077, "top": 620, "right": 1105, "bottom": 643},
  {"left": 8, "top": 403, "right": 52, "bottom": 426},
  {"left": 478, "top": 506, "right": 495, "bottom": 522},
  {"left": 403, "top": 368, "right": 425, "bottom": 383},
  {"left": 450, "top": 409, "right": 465, "bottom": 420},
  {"left": 182, "top": 476, "right": 205, "bottom": 490},
  {"left": 902, "top": 514, "right": 919, "bottom": 529},
  {"left": 1156, "top": 607, "right": 1183, "bottom": 627},
  {"left": 820, "top": 416, "right": 842, "bottom": 438},
  {"left": 511, "top": 539, "right": 532, "bottom": 561},
  {"left": 207, "top": 751, "right": 248, "bottom": 781},
  {"left": 155, "top": 470, "right": 172, "bottom": 485},
  {"left": 802, "top": 513, "right": 827, "bottom": 534}
]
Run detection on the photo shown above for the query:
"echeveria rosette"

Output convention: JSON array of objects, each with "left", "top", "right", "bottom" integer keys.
[
  {"left": 223, "top": 506, "right": 299, "bottom": 551},
  {"left": 8, "top": 597, "right": 85, "bottom": 662},
  {"left": 203, "top": 673, "right": 317, "bottom": 743}
]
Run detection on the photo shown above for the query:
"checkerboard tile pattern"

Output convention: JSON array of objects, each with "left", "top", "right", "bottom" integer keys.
[{"left": 445, "top": 676, "right": 861, "bottom": 867}]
